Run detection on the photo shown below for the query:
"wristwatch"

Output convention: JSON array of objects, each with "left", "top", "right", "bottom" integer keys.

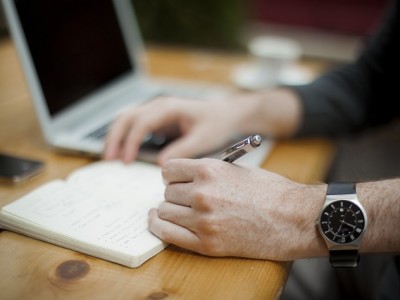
[{"left": 316, "top": 182, "right": 368, "bottom": 267}]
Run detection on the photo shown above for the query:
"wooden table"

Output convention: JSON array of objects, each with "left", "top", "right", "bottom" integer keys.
[{"left": 0, "top": 37, "right": 334, "bottom": 299}]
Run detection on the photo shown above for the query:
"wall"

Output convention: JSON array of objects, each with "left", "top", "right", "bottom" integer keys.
[{"left": 249, "top": 0, "right": 388, "bottom": 35}]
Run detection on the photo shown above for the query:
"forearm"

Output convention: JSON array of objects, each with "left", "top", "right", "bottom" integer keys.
[
  {"left": 358, "top": 178, "right": 400, "bottom": 254},
  {"left": 232, "top": 88, "right": 302, "bottom": 138}
]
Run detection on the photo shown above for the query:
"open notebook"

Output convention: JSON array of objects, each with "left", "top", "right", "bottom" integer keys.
[{"left": 0, "top": 140, "right": 269, "bottom": 268}]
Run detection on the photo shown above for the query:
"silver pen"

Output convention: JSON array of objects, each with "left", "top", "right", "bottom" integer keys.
[{"left": 218, "top": 134, "right": 262, "bottom": 163}]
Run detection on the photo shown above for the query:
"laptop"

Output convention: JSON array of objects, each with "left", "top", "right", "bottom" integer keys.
[
  {"left": 2, "top": 0, "right": 272, "bottom": 165},
  {"left": 2, "top": 0, "right": 230, "bottom": 158}
]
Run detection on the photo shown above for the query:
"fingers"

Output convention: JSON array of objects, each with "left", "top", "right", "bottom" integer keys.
[
  {"left": 148, "top": 208, "right": 201, "bottom": 252},
  {"left": 158, "top": 201, "right": 194, "bottom": 226},
  {"left": 162, "top": 158, "right": 207, "bottom": 184},
  {"left": 150, "top": 161, "right": 209, "bottom": 249},
  {"left": 104, "top": 98, "right": 181, "bottom": 162},
  {"left": 164, "top": 182, "right": 193, "bottom": 206},
  {"left": 149, "top": 159, "right": 230, "bottom": 256},
  {"left": 158, "top": 127, "right": 213, "bottom": 164},
  {"left": 104, "top": 96, "right": 225, "bottom": 164},
  {"left": 103, "top": 111, "right": 134, "bottom": 161}
]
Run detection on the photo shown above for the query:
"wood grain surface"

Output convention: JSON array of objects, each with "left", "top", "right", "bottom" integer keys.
[{"left": 0, "top": 38, "right": 334, "bottom": 300}]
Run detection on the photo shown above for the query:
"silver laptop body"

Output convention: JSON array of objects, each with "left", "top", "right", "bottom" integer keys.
[{"left": 2, "top": 0, "right": 228, "bottom": 159}]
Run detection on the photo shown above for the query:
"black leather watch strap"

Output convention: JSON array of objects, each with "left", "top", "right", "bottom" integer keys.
[
  {"left": 329, "top": 250, "right": 360, "bottom": 268},
  {"left": 326, "top": 182, "right": 361, "bottom": 268},
  {"left": 327, "top": 182, "right": 356, "bottom": 195}
]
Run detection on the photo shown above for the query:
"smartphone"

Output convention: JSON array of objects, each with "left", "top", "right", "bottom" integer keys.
[{"left": 0, "top": 153, "right": 45, "bottom": 184}]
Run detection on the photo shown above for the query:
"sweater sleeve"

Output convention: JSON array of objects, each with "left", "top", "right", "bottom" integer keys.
[{"left": 292, "top": 0, "right": 400, "bottom": 137}]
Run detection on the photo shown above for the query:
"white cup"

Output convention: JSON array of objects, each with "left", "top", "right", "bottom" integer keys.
[{"left": 232, "top": 35, "right": 303, "bottom": 89}]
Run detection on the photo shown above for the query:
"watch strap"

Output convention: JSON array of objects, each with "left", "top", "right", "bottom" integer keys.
[
  {"left": 329, "top": 250, "right": 360, "bottom": 268},
  {"left": 327, "top": 182, "right": 356, "bottom": 195}
]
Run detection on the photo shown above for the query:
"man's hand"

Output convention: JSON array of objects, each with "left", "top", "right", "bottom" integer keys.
[
  {"left": 104, "top": 97, "right": 246, "bottom": 164},
  {"left": 148, "top": 158, "right": 326, "bottom": 261}
]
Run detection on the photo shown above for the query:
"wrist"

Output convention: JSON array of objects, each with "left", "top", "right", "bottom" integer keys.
[
  {"left": 285, "top": 183, "right": 328, "bottom": 259},
  {"left": 227, "top": 93, "right": 267, "bottom": 136},
  {"left": 260, "top": 88, "right": 302, "bottom": 138},
  {"left": 228, "top": 88, "right": 302, "bottom": 138}
]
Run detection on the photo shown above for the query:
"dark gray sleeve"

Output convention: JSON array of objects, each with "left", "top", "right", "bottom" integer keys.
[{"left": 291, "top": 0, "right": 400, "bottom": 137}]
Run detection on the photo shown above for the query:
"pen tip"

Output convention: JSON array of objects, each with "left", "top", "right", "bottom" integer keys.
[{"left": 251, "top": 135, "right": 262, "bottom": 147}]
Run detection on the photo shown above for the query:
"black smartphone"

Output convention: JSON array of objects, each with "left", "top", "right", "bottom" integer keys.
[{"left": 0, "top": 153, "right": 45, "bottom": 184}]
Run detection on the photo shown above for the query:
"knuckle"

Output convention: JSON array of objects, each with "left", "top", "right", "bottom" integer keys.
[
  {"left": 192, "top": 189, "right": 212, "bottom": 210},
  {"left": 196, "top": 214, "right": 221, "bottom": 236},
  {"left": 161, "top": 161, "right": 174, "bottom": 184},
  {"left": 196, "top": 215, "right": 214, "bottom": 231},
  {"left": 157, "top": 204, "right": 168, "bottom": 219},
  {"left": 195, "top": 161, "right": 217, "bottom": 181},
  {"left": 161, "top": 165, "right": 169, "bottom": 182}
]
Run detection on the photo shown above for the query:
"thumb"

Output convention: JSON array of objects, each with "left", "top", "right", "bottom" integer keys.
[{"left": 157, "top": 133, "right": 210, "bottom": 164}]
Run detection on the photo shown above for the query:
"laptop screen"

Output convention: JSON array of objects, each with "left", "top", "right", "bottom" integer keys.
[{"left": 15, "top": 0, "right": 134, "bottom": 117}]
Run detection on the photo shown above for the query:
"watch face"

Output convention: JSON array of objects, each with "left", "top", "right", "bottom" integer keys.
[{"left": 319, "top": 200, "right": 366, "bottom": 244}]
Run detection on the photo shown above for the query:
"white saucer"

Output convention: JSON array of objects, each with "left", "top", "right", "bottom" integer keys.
[{"left": 231, "top": 62, "right": 315, "bottom": 90}]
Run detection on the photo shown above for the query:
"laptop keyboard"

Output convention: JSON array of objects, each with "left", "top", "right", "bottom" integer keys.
[
  {"left": 85, "top": 82, "right": 227, "bottom": 141},
  {"left": 86, "top": 122, "right": 110, "bottom": 140}
]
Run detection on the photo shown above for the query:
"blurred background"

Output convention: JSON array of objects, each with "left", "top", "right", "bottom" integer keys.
[
  {"left": 1, "top": 1, "right": 398, "bottom": 299},
  {"left": 0, "top": 3, "right": 7, "bottom": 38},
  {"left": 131, "top": 0, "right": 387, "bottom": 61},
  {"left": 1, "top": 0, "right": 388, "bottom": 61}
]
